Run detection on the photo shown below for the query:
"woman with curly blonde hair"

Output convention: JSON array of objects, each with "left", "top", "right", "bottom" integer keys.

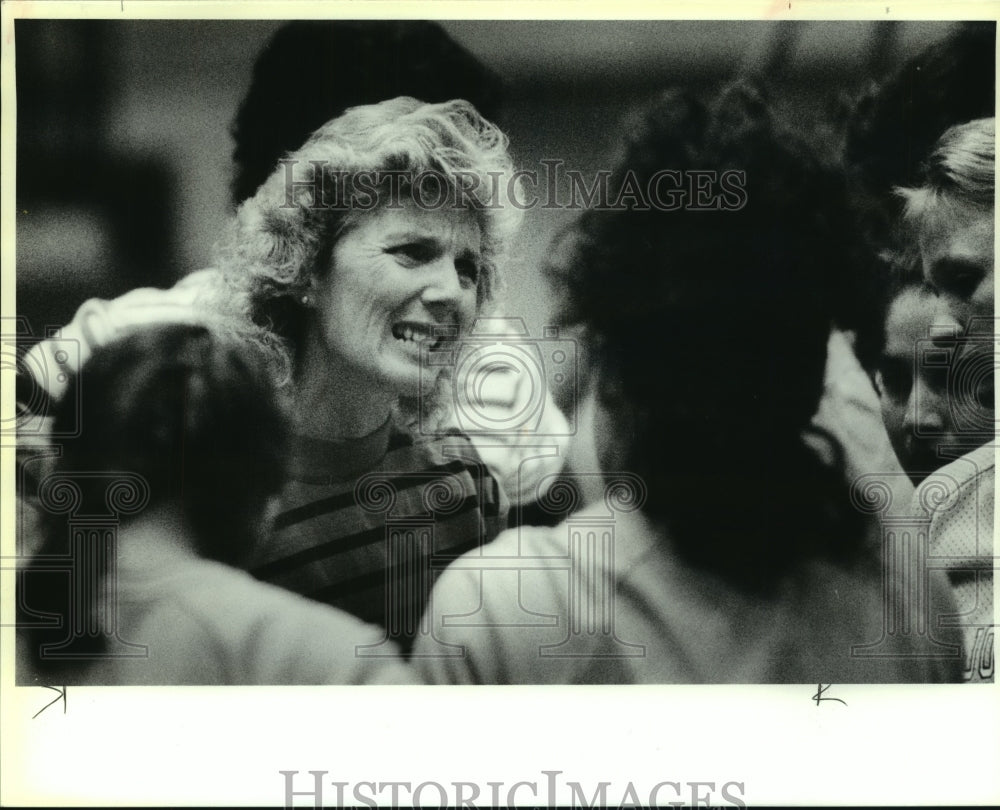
[
  {"left": 202, "top": 97, "right": 524, "bottom": 653},
  {"left": 17, "top": 97, "right": 533, "bottom": 657},
  {"left": 216, "top": 97, "right": 520, "bottom": 391}
]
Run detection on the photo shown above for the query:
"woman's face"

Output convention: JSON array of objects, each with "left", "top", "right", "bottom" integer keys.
[
  {"left": 919, "top": 200, "right": 994, "bottom": 330},
  {"left": 309, "top": 200, "right": 482, "bottom": 397},
  {"left": 877, "top": 287, "right": 961, "bottom": 484}
]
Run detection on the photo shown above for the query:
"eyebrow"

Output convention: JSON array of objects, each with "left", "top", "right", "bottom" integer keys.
[
  {"left": 382, "top": 230, "right": 482, "bottom": 259},
  {"left": 382, "top": 229, "right": 436, "bottom": 243}
]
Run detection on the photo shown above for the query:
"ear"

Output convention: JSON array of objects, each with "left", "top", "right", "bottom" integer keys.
[
  {"left": 300, "top": 275, "right": 318, "bottom": 308},
  {"left": 872, "top": 369, "right": 885, "bottom": 398}
]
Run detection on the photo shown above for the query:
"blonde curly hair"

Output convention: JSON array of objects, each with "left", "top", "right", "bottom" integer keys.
[{"left": 212, "top": 97, "right": 523, "bottom": 391}]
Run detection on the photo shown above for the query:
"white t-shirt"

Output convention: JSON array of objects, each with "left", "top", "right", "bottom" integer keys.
[
  {"left": 416, "top": 504, "right": 961, "bottom": 684},
  {"left": 914, "top": 443, "right": 996, "bottom": 683},
  {"left": 20, "top": 544, "right": 417, "bottom": 686}
]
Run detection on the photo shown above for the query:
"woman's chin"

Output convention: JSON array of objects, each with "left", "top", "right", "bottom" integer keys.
[{"left": 381, "top": 352, "right": 441, "bottom": 401}]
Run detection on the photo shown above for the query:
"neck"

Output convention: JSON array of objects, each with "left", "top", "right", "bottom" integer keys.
[
  {"left": 293, "top": 337, "right": 396, "bottom": 440},
  {"left": 116, "top": 505, "right": 200, "bottom": 568}
]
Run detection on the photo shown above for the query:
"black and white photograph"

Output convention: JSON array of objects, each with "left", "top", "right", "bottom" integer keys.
[{"left": 2, "top": 3, "right": 998, "bottom": 807}]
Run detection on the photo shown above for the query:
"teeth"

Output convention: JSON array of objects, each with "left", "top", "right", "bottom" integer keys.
[{"left": 395, "top": 323, "right": 437, "bottom": 343}]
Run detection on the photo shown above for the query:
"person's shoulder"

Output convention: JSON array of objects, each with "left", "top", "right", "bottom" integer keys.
[
  {"left": 491, "top": 521, "right": 569, "bottom": 556},
  {"left": 433, "top": 519, "right": 577, "bottom": 599},
  {"left": 934, "top": 444, "right": 996, "bottom": 481},
  {"left": 793, "top": 555, "right": 962, "bottom": 682},
  {"left": 72, "top": 267, "right": 221, "bottom": 333},
  {"left": 914, "top": 443, "right": 996, "bottom": 515},
  {"left": 178, "top": 559, "right": 350, "bottom": 625},
  {"left": 243, "top": 574, "right": 418, "bottom": 683},
  {"left": 483, "top": 502, "right": 658, "bottom": 559},
  {"left": 417, "top": 520, "right": 572, "bottom": 683},
  {"left": 20, "top": 268, "right": 224, "bottom": 404},
  {"left": 167, "top": 560, "right": 416, "bottom": 683}
]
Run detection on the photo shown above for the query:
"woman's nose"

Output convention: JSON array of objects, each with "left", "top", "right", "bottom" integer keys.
[
  {"left": 904, "top": 375, "right": 947, "bottom": 434},
  {"left": 421, "top": 256, "right": 472, "bottom": 312},
  {"left": 931, "top": 298, "right": 964, "bottom": 336}
]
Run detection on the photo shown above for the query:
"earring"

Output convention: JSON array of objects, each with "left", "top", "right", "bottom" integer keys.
[{"left": 301, "top": 294, "right": 310, "bottom": 306}]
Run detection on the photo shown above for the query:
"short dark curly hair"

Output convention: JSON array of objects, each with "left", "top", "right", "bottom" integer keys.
[
  {"left": 21, "top": 324, "right": 289, "bottom": 676},
  {"left": 549, "top": 81, "right": 866, "bottom": 593},
  {"left": 51, "top": 324, "right": 289, "bottom": 562}
]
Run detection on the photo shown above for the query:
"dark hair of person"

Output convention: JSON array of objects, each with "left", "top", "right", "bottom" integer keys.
[
  {"left": 22, "top": 324, "right": 288, "bottom": 674},
  {"left": 845, "top": 22, "right": 995, "bottom": 260},
  {"left": 844, "top": 23, "right": 995, "bottom": 371},
  {"left": 548, "top": 82, "right": 866, "bottom": 594},
  {"left": 855, "top": 115, "right": 996, "bottom": 372},
  {"left": 229, "top": 20, "right": 504, "bottom": 205}
]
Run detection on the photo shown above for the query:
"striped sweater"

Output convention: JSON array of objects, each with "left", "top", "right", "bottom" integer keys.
[{"left": 250, "top": 419, "right": 507, "bottom": 655}]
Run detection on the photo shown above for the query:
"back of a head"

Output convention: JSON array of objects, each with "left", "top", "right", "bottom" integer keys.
[
  {"left": 846, "top": 23, "right": 995, "bottom": 368},
  {"left": 854, "top": 117, "right": 996, "bottom": 369},
  {"left": 552, "top": 82, "right": 864, "bottom": 592},
  {"left": 846, "top": 22, "right": 996, "bottom": 199},
  {"left": 49, "top": 323, "right": 288, "bottom": 565},
  {"left": 230, "top": 21, "right": 504, "bottom": 205},
  {"left": 22, "top": 324, "right": 288, "bottom": 678},
  {"left": 845, "top": 22, "right": 995, "bottom": 270}
]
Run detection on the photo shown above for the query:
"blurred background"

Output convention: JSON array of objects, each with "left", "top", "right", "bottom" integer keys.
[{"left": 14, "top": 19, "right": 980, "bottom": 343}]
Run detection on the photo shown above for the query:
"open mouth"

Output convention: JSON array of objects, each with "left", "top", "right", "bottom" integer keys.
[{"left": 391, "top": 321, "right": 453, "bottom": 351}]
